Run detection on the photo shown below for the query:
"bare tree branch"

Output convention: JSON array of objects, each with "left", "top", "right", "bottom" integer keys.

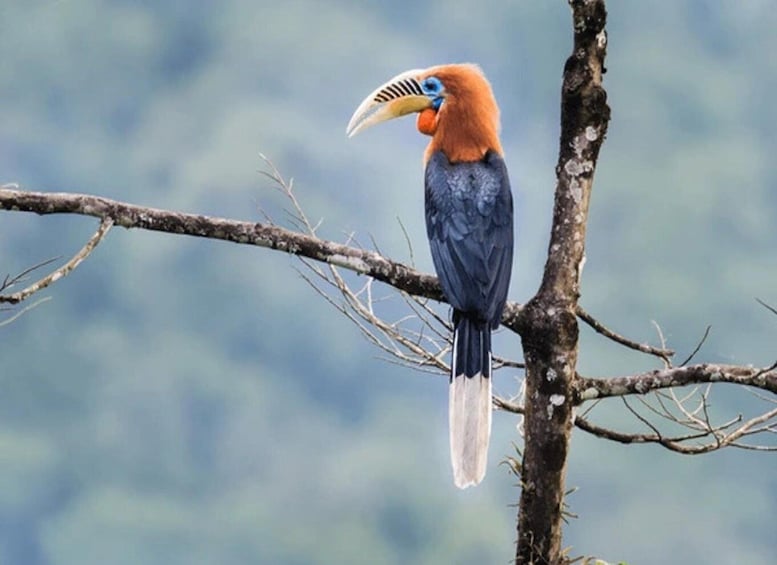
[
  {"left": 678, "top": 325, "right": 712, "bottom": 366},
  {"left": 0, "top": 184, "right": 666, "bottom": 370},
  {"left": 577, "top": 364, "right": 777, "bottom": 400},
  {"left": 261, "top": 162, "right": 455, "bottom": 376},
  {"left": 583, "top": 400, "right": 776, "bottom": 454},
  {"left": 496, "top": 393, "right": 776, "bottom": 453},
  {"left": 0, "top": 185, "right": 532, "bottom": 327},
  {"left": 1, "top": 257, "right": 60, "bottom": 294},
  {"left": 494, "top": 395, "right": 525, "bottom": 415},
  {"left": 756, "top": 297, "right": 777, "bottom": 317},
  {"left": 576, "top": 305, "right": 674, "bottom": 361},
  {"left": 0, "top": 297, "right": 52, "bottom": 327},
  {"left": 573, "top": 412, "right": 719, "bottom": 448},
  {"left": 0, "top": 218, "right": 113, "bottom": 304}
]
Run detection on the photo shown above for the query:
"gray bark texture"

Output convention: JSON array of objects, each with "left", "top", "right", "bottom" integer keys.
[{"left": 514, "top": 1, "right": 610, "bottom": 562}]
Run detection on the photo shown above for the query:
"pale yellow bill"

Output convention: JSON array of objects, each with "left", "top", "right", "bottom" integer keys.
[{"left": 346, "top": 68, "right": 432, "bottom": 137}]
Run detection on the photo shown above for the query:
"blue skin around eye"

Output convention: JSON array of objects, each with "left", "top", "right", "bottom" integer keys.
[{"left": 422, "top": 76, "right": 444, "bottom": 109}]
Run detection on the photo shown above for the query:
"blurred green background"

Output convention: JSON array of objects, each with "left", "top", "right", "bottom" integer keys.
[{"left": 1, "top": 1, "right": 776, "bottom": 563}]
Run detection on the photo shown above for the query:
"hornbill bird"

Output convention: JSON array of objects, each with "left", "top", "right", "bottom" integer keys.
[{"left": 347, "top": 64, "right": 514, "bottom": 488}]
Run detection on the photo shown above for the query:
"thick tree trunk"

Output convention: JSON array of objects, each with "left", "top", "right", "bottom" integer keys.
[{"left": 515, "top": 1, "right": 610, "bottom": 563}]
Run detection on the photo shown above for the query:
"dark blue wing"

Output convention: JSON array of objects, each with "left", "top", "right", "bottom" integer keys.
[{"left": 425, "top": 150, "right": 514, "bottom": 327}]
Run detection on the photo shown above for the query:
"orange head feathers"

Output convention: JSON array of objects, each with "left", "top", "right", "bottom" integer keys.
[
  {"left": 346, "top": 64, "right": 503, "bottom": 163},
  {"left": 415, "top": 64, "right": 502, "bottom": 162}
]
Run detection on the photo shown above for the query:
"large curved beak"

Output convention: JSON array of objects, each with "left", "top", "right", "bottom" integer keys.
[{"left": 346, "top": 69, "right": 433, "bottom": 137}]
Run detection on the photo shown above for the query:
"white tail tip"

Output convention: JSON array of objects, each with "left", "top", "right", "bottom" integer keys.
[{"left": 449, "top": 373, "right": 492, "bottom": 489}]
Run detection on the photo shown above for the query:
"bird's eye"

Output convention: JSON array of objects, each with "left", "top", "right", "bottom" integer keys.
[{"left": 422, "top": 77, "right": 442, "bottom": 95}]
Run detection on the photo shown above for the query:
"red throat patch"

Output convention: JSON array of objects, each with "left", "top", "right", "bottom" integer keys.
[{"left": 417, "top": 108, "right": 438, "bottom": 136}]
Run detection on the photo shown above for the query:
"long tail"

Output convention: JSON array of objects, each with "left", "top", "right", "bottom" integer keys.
[{"left": 449, "top": 314, "right": 492, "bottom": 489}]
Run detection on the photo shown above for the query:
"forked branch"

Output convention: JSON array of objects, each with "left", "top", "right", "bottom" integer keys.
[{"left": 496, "top": 386, "right": 776, "bottom": 453}]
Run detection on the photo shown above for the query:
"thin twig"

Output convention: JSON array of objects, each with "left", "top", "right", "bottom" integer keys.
[
  {"left": 1, "top": 257, "right": 61, "bottom": 293},
  {"left": 754, "top": 360, "right": 777, "bottom": 379},
  {"left": 622, "top": 397, "right": 664, "bottom": 439},
  {"left": 679, "top": 325, "right": 712, "bottom": 366},
  {"left": 756, "top": 297, "right": 777, "bottom": 317},
  {"left": 576, "top": 305, "right": 674, "bottom": 362},
  {"left": 0, "top": 218, "right": 114, "bottom": 304},
  {"left": 396, "top": 216, "right": 416, "bottom": 267},
  {"left": 261, "top": 160, "right": 454, "bottom": 376},
  {"left": 651, "top": 320, "right": 672, "bottom": 369},
  {"left": 0, "top": 297, "right": 52, "bottom": 327}
]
